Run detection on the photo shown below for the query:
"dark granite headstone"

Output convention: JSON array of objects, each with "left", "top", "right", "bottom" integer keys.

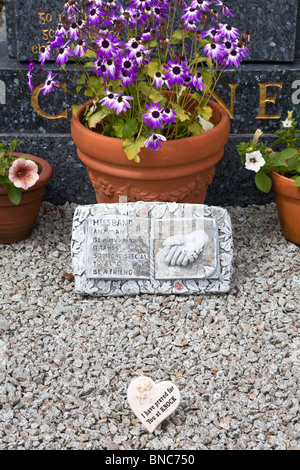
[{"left": 5, "top": 0, "right": 299, "bottom": 62}]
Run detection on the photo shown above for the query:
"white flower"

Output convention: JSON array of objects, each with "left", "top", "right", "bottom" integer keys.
[
  {"left": 197, "top": 115, "right": 214, "bottom": 132},
  {"left": 252, "top": 128, "right": 263, "bottom": 144},
  {"left": 281, "top": 118, "right": 293, "bottom": 128},
  {"left": 245, "top": 150, "right": 266, "bottom": 172},
  {"left": 281, "top": 111, "right": 294, "bottom": 128}
]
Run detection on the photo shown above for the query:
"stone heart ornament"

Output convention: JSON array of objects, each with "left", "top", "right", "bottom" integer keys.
[{"left": 127, "top": 376, "right": 181, "bottom": 433}]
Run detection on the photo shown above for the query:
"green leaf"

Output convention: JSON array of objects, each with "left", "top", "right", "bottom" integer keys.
[
  {"left": 201, "top": 70, "right": 213, "bottom": 91},
  {"left": 146, "top": 60, "right": 160, "bottom": 78},
  {"left": 8, "top": 187, "right": 22, "bottom": 205},
  {"left": 87, "top": 106, "right": 110, "bottom": 129},
  {"left": 287, "top": 156, "right": 299, "bottom": 170},
  {"left": 254, "top": 170, "right": 272, "bottom": 193},
  {"left": 102, "top": 123, "right": 114, "bottom": 137},
  {"left": 123, "top": 137, "right": 146, "bottom": 163},
  {"left": 72, "top": 104, "right": 79, "bottom": 116},
  {"left": 293, "top": 176, "right": 300, "bottom": 186},
  {"left": 77, "top": 74, "right": 86, "bottom": 85},
  {"left": 85, "top": 49, "right": 97, "bottom": 58},
  {"left": 268, "top": 151, "right": 287, "bottom": 167},
  {"left": 188, "top": 121, "right": 204, "bottom": 136},
  {"left": 85, "top": 76, "right": 103, "bottom": 98},
  {"left": 84, "top": 61, "right": 95, "bottom": 69},
  {"left": 197, "top": 105, "right": 213, "bottom": 121},
  {"left": 138, "top": 81, "right": 152, "bottom": 97},
  {"left": 280, "top": 148, "right": 298, "bottom": 160},
  {"left": 149, "top": 39, "right": 158, "bottom": 48},
  {"left": 170, "top": 30, "right": 184, "bottom": 44},
  {"left": 149, "top": 89, "right": 166, "bottom": 105},
  {"left": 113, "top": 118, "right": 139, "bottom": 140},
  {"left": 172, "top": 103, "right": 190, "bottom": 122}
]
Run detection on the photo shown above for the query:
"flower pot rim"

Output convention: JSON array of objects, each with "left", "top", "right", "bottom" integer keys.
[
  {"left": 270, "top": 170, "right": 299, "bottom": 184},
  {"left": 0, "top": 153, "right": 53, "bottom": 197},
  {"left": 72, "top": 97, "right": 230, "bottom": 148},
  {"left": 270, "top": 170, "right": 300, "bottom": 200}
]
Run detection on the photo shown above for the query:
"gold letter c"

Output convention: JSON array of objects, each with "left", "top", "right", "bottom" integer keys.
[{"left": 31, "top": 83, "right": 68, "bottom": 120}]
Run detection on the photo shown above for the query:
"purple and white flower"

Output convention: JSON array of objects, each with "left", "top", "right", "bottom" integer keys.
[
  {"left": 142, "top": 102, "right": 167, "bottom": 130},
  {"left": 152, "top": 6, "right": 167, "bottom": 24},
  {"left": 63, "top": 0, "right": 79, "bottom": 16},
  {"left": 40, "top": 71, "right": 59, "bottom": 95},
  {"left": 203, "top": 41, "right": 225, "bottom": 61},
  {"left": 192, "top": 72, "right": 205, "bottom": 91},
  {"left": 184, "top": 19, "right": 198, "bottom": 32},
  {"left": 55, "top": 41, "right": 73, "bottom": 66},
  {"left": 202, "top": 27, "right": 223, "bottom": 42},
  {"left": 182, "top": 73, "right": 194, "bottom": 88},
  {"left": 96, "top": 33, "right": 120, "bottom": 59},
  {"left": 145, "top": 133, "right": 167, "bottom": 151},
  {"left": 39, "top": 45, "right": 51, "bottom": 65},
  {"left": 214, "top": 0, "right": 234, "bottom": 17},
  {"left": 162, "top": 107, "right": 177, "bottom": 125},
  {"left": 152, "top": 71, "right": 165, "bottom": 89},
  {"left": 125, "top": 37, "right": 148, "bottom": 58},
  {"left": 117, "top": 69, "right": 137, "bottom": 88},
  {"left": 73, "top": 39, "right": 87, "bottom": 57},
  {"left": 163, "top": 60, "right": 190, "bottom": 86},
  {"left": 56, "top": 23, "right": 68, "bottom": 37},
  {"left": 99, "top": 88, "right": 121, "bottom": 109},
  {"left": 49, "top": 34, "right": 64, "bottom": 50},
  {"left": 181, "top": 6, "right": 201, "bottom": 22},
  {"left": 223, "top": 47, "right": 242, "bottom": 68},
  {"left": 219, "top": 23, "right": 240, "bottom": 40},
  {"left": 25, "top": 61, "right": 36, "bottom": 92},
  {"left": 88, "top": 5, "right": 103, "bottom": 27},
  {"left": 116, "top": 52, "right": 137, "bottom": 76},
  {"left": 113, "top": 94, "right": 134, "bottom": 114},
  {"left": 190, "top": 0, "right": 212, "bottom": 11},
  {"left": 69, "top": 22, "right": 81, "bottom": 40}
]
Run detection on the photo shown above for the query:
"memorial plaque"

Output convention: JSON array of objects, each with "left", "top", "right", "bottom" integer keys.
[{"left": 71, "top": 202, "right": 233, "bottom": 296}]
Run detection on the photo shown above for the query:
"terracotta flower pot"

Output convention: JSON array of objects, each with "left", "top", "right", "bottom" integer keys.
[
  {"left": 270, "top": 171, "right": 300, "bottom": 245},
  {"left": 0, "top": 153, "right": 53, "bottom": 243},
  {"left": 71, "top": 97, "right": 230, "bottom": 204}
]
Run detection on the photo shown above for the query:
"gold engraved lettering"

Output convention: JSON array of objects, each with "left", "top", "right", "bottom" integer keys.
[
  {"left": 31, "top": 83, "right": 68, "bottom": 120},
  {"left": 210, "top": 83, "right": 238, "bottom": 119},
  {"left": 256, "top": 83, "right": 283, "bottom": 119},
  {"left": 38, "top": 12, "right": 53, "bottom": 25}
]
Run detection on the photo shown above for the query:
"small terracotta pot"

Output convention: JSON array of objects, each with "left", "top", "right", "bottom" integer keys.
[
  {"left": 270, "top": 171, "right": 300, "bottom": 245},
  {"left": 0, "top": 153, "right": 53, "bottom": 243},
  {"left": 71, "top": 96, "right": 230, "bottom": 204}
]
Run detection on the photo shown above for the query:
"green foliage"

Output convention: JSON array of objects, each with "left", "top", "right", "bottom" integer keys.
[
  {"left": 122, "top": 137, "right": 147, "bottom": 163},
  {"left": 113, "top": 118, "right": 139, "bottom": 140},
  {"left": 237, "top": 112, "right": 300, "bottom": 192}
]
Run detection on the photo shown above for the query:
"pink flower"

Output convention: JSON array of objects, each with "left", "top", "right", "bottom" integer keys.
[{"left": 8, "top": 158, "right": 39, "bottom": 190}]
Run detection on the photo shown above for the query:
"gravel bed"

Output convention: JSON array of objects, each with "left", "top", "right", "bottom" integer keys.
[{"left": 0, "top": 201, "right": 299, "bottom": 451}]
